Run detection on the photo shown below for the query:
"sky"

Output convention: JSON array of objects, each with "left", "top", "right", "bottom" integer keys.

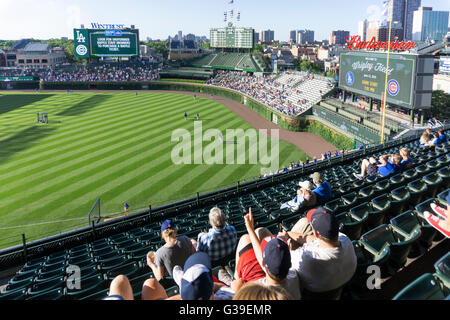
[{"left": 0, "top": 0, "right": 449, "bottom": 41}]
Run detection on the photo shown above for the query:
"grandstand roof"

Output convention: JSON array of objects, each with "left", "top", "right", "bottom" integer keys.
[
  {"left": 10, "top": 39, "right": 32, "bottom": 51},
  {"left": 21, "top": 43, "right": 50, "bottom": 53}
]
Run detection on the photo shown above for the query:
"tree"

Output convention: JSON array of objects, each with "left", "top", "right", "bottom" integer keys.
[
  {"left": 430, "top": 90, "right": 450, "bottom": 120},
  {"left": 145, "top": 41, "right": 169, "bottom": 60}
]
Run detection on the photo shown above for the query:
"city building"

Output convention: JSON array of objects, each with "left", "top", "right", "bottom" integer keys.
[
  {"left": 297, "top": 29, "right": 314, "bottom": 44},
  {"left": 330, "top": 30, "right": 350, "bottom": 45},
  {"left": 254, "top": 31, "right": 260, "bottom": 43},
  {"left": 403, "top": 0, "right": 422, "bottom": 40},
  {"left": 412, "top": 7, "right": 449, "bottom": 42},
  {"left": 358, "top": 19, "right": 368, "bottom": 41},
  {"left": 366, "top": 21, "right": 403, "bottom": 42},
  {"left": 260, "top": 30, "right": 275, "bottom": 43},
  {"left": 13, "top": 43, "right": 66, "bottom": 68}
]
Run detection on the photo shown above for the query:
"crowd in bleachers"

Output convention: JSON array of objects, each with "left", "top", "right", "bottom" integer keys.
[
  {"left": 207, "top": 70, "right": 335, "bottom": 116},
  {"left": 0, "top": 59, "right": 160, "bottom": 82}
]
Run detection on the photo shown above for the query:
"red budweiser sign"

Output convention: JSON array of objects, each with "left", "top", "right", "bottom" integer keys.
[{"left": 346, "top": 36, "right": 416, "bottom": 51}]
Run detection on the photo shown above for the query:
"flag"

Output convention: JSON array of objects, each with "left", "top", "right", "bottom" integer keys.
[{"left": 228, "top": 0, "right": 234, "bottom": 4}]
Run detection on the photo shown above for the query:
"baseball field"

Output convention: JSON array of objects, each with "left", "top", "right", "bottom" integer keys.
[{"left": 0, "top": 91, "right": 309, "bottom": 249}]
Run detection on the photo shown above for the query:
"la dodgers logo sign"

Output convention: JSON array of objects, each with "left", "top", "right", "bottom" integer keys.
[{"left": 346, "top": 72, "right": 355, "bottom": 86}]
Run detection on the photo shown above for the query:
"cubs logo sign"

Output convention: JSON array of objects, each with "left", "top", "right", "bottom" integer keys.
[{"left": 387, "top": 79, "right": 400, "bottom": 96}]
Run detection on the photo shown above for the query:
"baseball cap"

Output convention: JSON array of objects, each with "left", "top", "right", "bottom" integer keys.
[
  {"left": 298, "top": 180, "right": 314, "bottom": 191},
  {"left": 310, "top": 208, "right": 339, "bottom": 240},
  {"left": 306, "top": 207, "right": 328, "bottom": 222},
  {"left": 261, "top": 236, "right": 291, "bottom": 279},
  {"left": 178, "top": 252, "right": 213, "bottom": 300},
  {"left": 161, "top": 219, "right": 176, "bottom": 232},
  {"left": 310, "top": 172, "right": 321, "bottom": 182}
]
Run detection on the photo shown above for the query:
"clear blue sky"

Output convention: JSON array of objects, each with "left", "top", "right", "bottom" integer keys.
[{"left": 0, "top": 0, "right": 448, "bottom": 41}]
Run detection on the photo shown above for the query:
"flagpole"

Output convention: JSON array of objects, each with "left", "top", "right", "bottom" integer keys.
[{"left": 380, "top": 0, "right": 393, "bottom": 144}]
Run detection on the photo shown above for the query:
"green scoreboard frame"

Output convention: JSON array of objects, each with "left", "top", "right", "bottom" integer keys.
[
  {"left": 339, "top": 51, "right": 417, "bottom": 109},
  {"left": 74, "top": 28, "right": 140, "bottom": 58}
]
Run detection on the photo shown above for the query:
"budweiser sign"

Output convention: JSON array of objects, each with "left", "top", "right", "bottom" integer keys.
[{"left": 346, "top": 36, "right": 416, "bottom": 51}]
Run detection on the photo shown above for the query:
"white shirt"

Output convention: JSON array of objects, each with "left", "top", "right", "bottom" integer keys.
[
  {"left": 290, "top": 233, "right": 357, "bottom": 293},
  {"left": 257, "top": 269, "right": 302, "bottom": 300}
]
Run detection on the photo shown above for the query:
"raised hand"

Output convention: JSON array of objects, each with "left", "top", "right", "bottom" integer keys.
[{"left": 244, "top": 207, "right": 254, "bottom": 231}]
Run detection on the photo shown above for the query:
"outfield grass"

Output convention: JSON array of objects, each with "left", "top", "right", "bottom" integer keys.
[{"left": 0, "top": 91, "right": 307, "bottom": 249}]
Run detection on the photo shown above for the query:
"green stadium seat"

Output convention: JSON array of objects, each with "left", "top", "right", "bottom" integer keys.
[
  {"left": 9, "top": 272, "right": 36, "bottom": 286},
  {"left": 105, "top": 261, "right": 142, "bottom": 281},
  {"left": 407, "top": 179, "right": 429, "bottom": 206},
  {"left": 26, "top": 276, "right": 65, "bottom": 296},
  {"left": 402, "top": 168, "right": 419, "bottom": 183},
  {"left": 436, "top": 189, "right": 450, "bottom": 207},
  {"left": 64, "top": 274, "right": 107, "bottom": 300},
  {"left": 1, "top": 281, "right": 31, "bottom": 296},
  {"left": 360, "top": 224, "right": 420, "bottom": 269},
  {"left": 422, "top": 173, "right": 444, "bottom": 198},
  {"left": 0, "top": 290, "right": 26, "bottom": 300},
  {"left": 374, "top": 179, "right": 391, "bottom": 196},
  {"left": 388, "top": 174, "right": 405, "bottom": 192},
  {"left": 25, "top": 288, "right": 63, "bottom": 300},
  {"left": 336, "top": 212, "right": 367, "bottom": 241},
  {"left": 393, "top": 273, "right": 449, "bottom": 300},
  {"left": 370, "top": 194, "right": 393, "bottom": 222},
  {"left": 324, "top": 198, "right": 346, "bottom": 215},
  {"left": 358, "top": 186, "right": 375, "bottom": 204},
  {"left": 434, "top": 252, "right": 450, "bottom": 288},
  {"left": 390, "top": 186, "right": 411, "bottom": 215},
  {"left": 35, "top": 267, "right": 66, "bottom": 283},
  {"left": 437, "top": 167, "right": 450, "bottom": 188},
  {"left": 165, "top": 286, "right": 180, "bottom": 297},
  {"left": 79, "top": 288, "right": 109, "bottom": 300},
  {"left": 281, "top": 215, "right": 302, "bottom": 231},
  {"left": 350, "top": 240, "right": 390, "bottom": 289},
  {"left": 96, "top": 255, "right": 129, "bottom": 272},
  {"left": 414, "top": 164, "right": 431, "bottom": 176}
]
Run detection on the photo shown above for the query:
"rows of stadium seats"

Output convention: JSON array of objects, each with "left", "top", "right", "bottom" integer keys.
[
  {"left": 190, "top": 53, "right": 262, "bottom": 72},
  {"left": 0, "top": 137, "right": 448, "bottom": 300}
]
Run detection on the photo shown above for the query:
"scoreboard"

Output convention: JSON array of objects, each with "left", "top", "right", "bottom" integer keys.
[
  {"left": 339, "top": 51, "right": 434, "bottom": 109},
  {"left": 74, "top": 28, "right": 139, "bottom": 58},
  {"left": 210, "top": 23, "right": 254, "bottom": 49}
]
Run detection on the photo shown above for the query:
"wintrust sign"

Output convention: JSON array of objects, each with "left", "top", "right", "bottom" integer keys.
[
  {"left": 90, "top": 23, "right": 125, "bottom": 30},
  {"left": 346, "top": 36, "right": 416, "bottom": 51}
]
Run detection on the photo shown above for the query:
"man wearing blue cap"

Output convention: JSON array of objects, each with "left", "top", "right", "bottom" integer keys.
[
  {"left": 146, "top": 219, "right": 196, "bottom": 281},
  {"left": 141, "top": 252, "right": 234, "bottom": 300},
  {"left": 283, "top": 207, "right": 357, "bottom": 294},
  {"left": 425, "top": 191, "right": 450, "bottom": 238}
]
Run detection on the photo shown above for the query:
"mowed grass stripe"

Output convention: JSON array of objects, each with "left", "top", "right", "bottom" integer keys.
[
  {"left": 0, "top": 93, "right": 190, "bottom": 167},
  {"left": 2, "top": 113, "right": 242, "bottom": 221},
  {"left": 0, "top": 101, "right": 231, "bottom": 193},
  {"left": 0, "top": 96, "right": 223, "bottom": 178}
]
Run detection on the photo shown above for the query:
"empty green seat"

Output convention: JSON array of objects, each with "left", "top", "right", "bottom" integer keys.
[
  {"left": 79, "top": 288, "right": 109, "bottom": 300},
  {"left": 437, "top": 189, "right": 450, "bottom": 207},
  {"left": 358, "top": 186, "right": 375, "bottom": 203},
  {"left": 371, "top": 194, "right": 393, "bottom": 222},
  {"left": 374, "top": 179, "right": 391, "bottom": 196},
  {"left": 25, "top": 288, "right": 63, "bottom": 300},
  {"left": 324, "top": 198, "right": 346, "bottom": 215},
  {"left": 27, "top": 276, "right": 65, "bottom": 296},
  {"left": 393, "top": 273, "right": 449, "bottom": 300},
  {"left": 407, "top": 179, "right": 429, "bottom": 206},
  {"left": 341, "top": 192, "right": 359, "bottom": 208},
  {"left": 350, "top": 240, "right": 390, "bottom": 289},
  {"left": 64, "top": 274, "right": 106, "bottom": 299},
  {"left": 434, "top": 252, "right": 450, "bottom": 288},
  {"left": 415, "top": 164, "right": 431, "bottom": 176},
  {"left": 402, "top": 168, "right": 418, "bottom": 183},
  {"left": 360, "top": 224, "right": 420, "bottom": 269},
  {"left": 389, "top": 174, "right": 405, "bottom": 191},
  {"left": 0, "top": 290, "right": 26, "bottom": 300},
  {"left": 105, "top": 261, "right": 142, "bottom": 281},
  {"left": 336, "top": 212, "right": 367, "bottom": 241},
  {"left": 390, "top": 210, "right": 421, "bottom": 236},
  {"left": 422, "top": 173, "right": 444, "bottom": 198},
  {"left": 96, "top": 255, "right": 129, "bottom": 272},
  {"left": 390, "top": 187, "right": 411, "bottom": 215}
]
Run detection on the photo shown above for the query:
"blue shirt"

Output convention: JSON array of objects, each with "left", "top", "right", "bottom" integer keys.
[
  {"left": 378, "top": 162, "right": 395, "bottom": 177},
  {"left": 400, "top": 158, "right": 413, "bottom": 170},
  {"left": 312, "top": 181, "right": 333, "bottom": 203},
  {"left": 438, "top": 134, "right": 447, "bottom": 143}
]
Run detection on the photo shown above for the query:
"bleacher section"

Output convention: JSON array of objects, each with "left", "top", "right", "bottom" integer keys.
[
  {"left": 189, "top": 52, "right": 263, "bottom": 73},
  {"left": 0, "top": 130, "right": 448, "bottom": 300}
]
